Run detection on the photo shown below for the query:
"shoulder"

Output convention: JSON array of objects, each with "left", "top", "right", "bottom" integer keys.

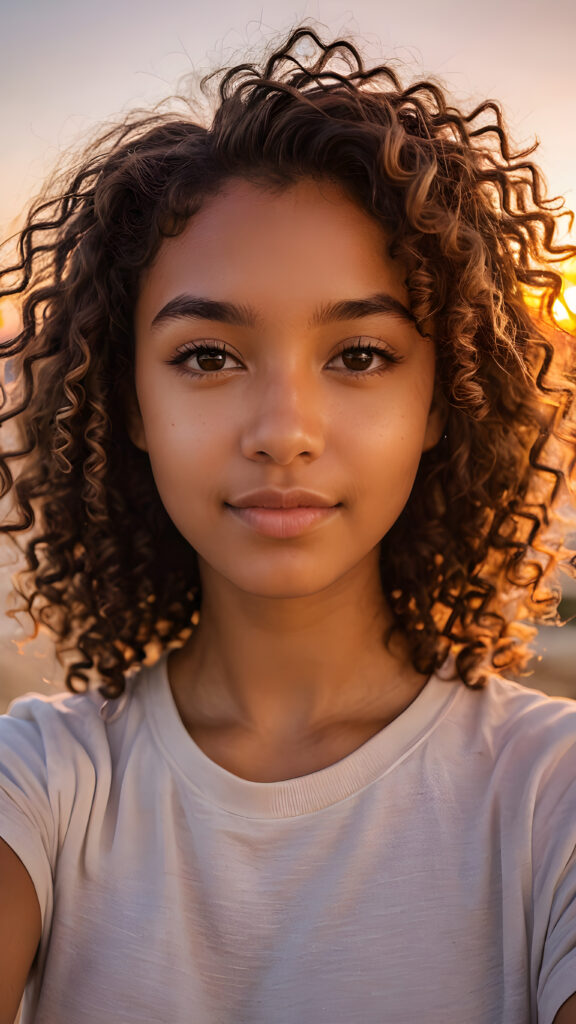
[
  {"left": 0, "top": 667, "right": 146, "bottom": 881},
  {"left": 3, "top": 684, "right": 110, "bottom": 771},
  {"left": 0, "top": 665, "right": 147, "bottom": 794},
  {"left": 440, "top": 671, "right": 576, "bottom": 824},
  {"left": 5, "top": 683, "right": 105, "bottom": 734},
  {"left": 451, "top": 671, "right": 576, "bottom": 856},
  {"left": 449, "top": 671, "right": 576, "bottom": 762},
  {"left": 0, "top": 667, "right": 148, "bottom": 928},
  {"left": 4, "top": 663, "right": 145, "bottom": 733}
]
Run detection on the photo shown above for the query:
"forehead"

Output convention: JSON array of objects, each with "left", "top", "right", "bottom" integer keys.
[{"left": 136, "top": 177, "right": 410, "bottom": 329}]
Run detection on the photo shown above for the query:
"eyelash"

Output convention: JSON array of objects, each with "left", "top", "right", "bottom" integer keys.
[{"left": 166, "top": 338, "right": 404, "bottom": 379}]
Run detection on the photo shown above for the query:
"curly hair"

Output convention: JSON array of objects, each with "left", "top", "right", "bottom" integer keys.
[{"left": 1, "top": 25, "right": 575, "bottom": 698}]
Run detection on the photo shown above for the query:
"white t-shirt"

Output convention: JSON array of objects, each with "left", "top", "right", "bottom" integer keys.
[{"left": 1, "top": 653, "right": 575, "bottom": 1024}]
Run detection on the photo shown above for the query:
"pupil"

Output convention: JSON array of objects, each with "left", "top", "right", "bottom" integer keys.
[
  {"left": 197, "top": 350, "right": 226, "bottom": 371},
  {"left": 343, "top": 349, "right": 372, "bottom": 370}
]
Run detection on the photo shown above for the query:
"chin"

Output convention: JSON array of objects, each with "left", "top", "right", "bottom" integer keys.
[{"left": 216, "top": 563, "right": 343, "bottom": 600}]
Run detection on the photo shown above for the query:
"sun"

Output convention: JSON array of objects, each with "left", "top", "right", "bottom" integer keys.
[
  {"left": 552, "top": 278, "right": 576, "bottom": 329},
  {"left": 520, "top": 254, "right": 576, "bottom": 333}
]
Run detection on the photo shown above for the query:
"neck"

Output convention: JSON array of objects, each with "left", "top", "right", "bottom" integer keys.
[{"left": 168, "top": 550, "right": 428, "bottom": 741}]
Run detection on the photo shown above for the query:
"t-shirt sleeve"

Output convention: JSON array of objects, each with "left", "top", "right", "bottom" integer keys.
[
  {"left": 533, "top": 710, "right": 576, "bottom": 1024},
  {"left": 537, "top": 845, "right": 576, "bottom": 1024},
  {"left": 0, "top": 701, "right": 59, "bottom": 932}
]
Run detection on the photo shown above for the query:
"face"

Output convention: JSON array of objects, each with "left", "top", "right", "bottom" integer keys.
[{"left": 132, "top": 177, "right": 444, "bottom": 599}]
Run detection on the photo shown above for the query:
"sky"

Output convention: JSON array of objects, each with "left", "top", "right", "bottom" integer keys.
[{"left": 1, "top": 0, "right": 575, "bottom": 245}]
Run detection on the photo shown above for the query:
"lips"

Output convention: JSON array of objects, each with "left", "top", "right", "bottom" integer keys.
[
  {"left": 227, "top": 489, "right": 338, "bottom": 509},
  {"left": 225, "top": 489, "right": 341, "bottom": 539}
]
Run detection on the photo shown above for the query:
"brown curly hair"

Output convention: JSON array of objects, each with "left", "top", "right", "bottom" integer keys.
[{"left": 1, "top": 25, "right": 575, "bottom": 698}]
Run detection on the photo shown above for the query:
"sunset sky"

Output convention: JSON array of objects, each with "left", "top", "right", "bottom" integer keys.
[{"left": 1, "top": 0, "right": 575, "bottom": 244}]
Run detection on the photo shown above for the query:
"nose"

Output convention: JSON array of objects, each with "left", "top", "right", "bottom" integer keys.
[{"left": 239, "top": 369, "right": 326, "bottom": 465}]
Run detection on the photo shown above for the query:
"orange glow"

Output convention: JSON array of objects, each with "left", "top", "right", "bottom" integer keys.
[
  {"left": 563, "top": 285, "right": 576, "bottom": 315},
  {"left": 522, "top": 255, "right": 576, "bottom": 333},
  {"left": 0, "top": 298, "right": 21, "bottom": 342}
]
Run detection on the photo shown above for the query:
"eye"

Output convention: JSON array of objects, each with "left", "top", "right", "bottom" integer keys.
[
  {"left": 328, "top": 339, "right": 403, "bottom": 375},
  {"left": 166, "top": 342, "right": 242, "bottom": 376}
]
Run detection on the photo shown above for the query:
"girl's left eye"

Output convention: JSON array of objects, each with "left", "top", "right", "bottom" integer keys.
[
  {"left": 328, "top": 339, "right": 403, "bottom": 375},
  {"left": 166, "top": 338, "right": 403, "bottom": 377}
]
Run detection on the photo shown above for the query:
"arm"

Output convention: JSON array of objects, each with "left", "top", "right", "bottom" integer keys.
[
  {"left": 554, "top": 994, "right": 576, "bottom": 1024},
  {"left": 0, "top": 837, "right": 41, "bottom": 1024}
]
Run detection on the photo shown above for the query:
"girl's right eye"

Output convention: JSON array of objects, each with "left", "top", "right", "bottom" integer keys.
[{"left": 166, "top": 342, "right": 242, "bottom": 377}]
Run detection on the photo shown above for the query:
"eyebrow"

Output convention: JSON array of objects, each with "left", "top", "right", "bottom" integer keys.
[{"left": 150, "top": 291, "right": 417, "bottom": 331}]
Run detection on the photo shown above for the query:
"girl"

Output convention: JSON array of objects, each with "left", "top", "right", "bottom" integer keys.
[{"left": 0, "top": 25, "right": 575, "bottom": 1024}]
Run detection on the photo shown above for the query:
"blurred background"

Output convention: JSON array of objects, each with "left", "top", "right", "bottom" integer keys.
[{"left": 1, "top": 0, "right": 574, "bottom": 710}]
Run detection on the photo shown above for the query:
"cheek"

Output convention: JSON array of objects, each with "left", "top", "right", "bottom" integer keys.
[
  {"left": 150, "top": 424, "right": 215, "bottom": 481},
  {"left": 349, "top": 397, "right": 430, "bottom": 472},
  {"left": 346, "top": 403, "right": 431, "bottom": 523},
  {"left": 138, "top": 391, "right": 223, "bottom": 513},
  {"left": 138, "top": 371, "right": 208, "bottom": 456}
]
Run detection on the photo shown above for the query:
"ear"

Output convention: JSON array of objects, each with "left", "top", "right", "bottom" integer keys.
[
  {"left": 422, "top": 389, "right": 449, "bottom": 452},
  {"left": 124, "top": 384, "right": 148, "bottom": 452}
]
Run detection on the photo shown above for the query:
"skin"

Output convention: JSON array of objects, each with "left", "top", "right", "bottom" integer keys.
[
  {"left": 556, "top": 997, "right": 576, "bottom": 1024},
  {"left": 131, "top": 176, "right": 446, "bottom": 782},
  {"left": 0, "top": 837, "right": 42, "bottom": 1024}
]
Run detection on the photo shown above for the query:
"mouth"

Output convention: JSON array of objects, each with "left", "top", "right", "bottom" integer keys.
[
  {"left": 225, "top": 503, "right": 341, "bottom": 539},
  {"left": 228, "top": 488, "right": 339, "bottom": 509}
]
